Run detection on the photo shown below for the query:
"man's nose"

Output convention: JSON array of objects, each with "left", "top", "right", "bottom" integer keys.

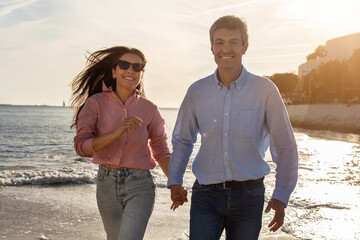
[{"left": 223, "top": 43, "right": 232, "bottom": 52}]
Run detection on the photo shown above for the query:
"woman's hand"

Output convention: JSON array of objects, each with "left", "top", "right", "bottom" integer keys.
[
  {"left": 115, "top": 116, "right": 143, "bottom": 136},
  {"left": 92, "top": 116, "right": 143, "bottom": 152}
]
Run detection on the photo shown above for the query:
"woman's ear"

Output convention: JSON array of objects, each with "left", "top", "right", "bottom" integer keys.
[{"left": 112, "top": 68, "right": 116, "bottom": 79}]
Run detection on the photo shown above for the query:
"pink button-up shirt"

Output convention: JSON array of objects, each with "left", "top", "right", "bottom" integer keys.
[{"left": 74, "top": 83, "right": 170, "bottom": 170}]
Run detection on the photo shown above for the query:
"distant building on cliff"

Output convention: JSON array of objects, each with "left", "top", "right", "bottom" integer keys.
[
  {"left": 294, "top": 32, "right": 360, "bottom": 103},
  {"left": 298, "top": 32, "right": 360, "bottom": 76}
]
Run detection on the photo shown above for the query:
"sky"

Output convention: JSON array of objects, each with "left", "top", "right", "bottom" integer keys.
[{"left": 0, "top": 0, "right": 359, "bottom": 108}]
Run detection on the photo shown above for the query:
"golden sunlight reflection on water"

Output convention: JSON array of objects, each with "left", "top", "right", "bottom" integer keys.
[
  {"left": 286, "top": 130, "right": 360, "bottom": 240},
  {"left": 298, "top": 138, "right": 360, "bottom": 184}
]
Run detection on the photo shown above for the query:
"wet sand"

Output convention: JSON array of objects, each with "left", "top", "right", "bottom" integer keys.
[{"left": 0, "top": 185, "right": 300, "bottom": 240}]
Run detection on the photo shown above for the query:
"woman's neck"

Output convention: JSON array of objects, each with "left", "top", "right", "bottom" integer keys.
[{"left": 115, "top": 88, "right": 134, "bottom": 105}]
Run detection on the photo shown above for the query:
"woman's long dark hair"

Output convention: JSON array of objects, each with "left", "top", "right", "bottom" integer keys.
[{"left": 70, "top": 46, "right": 147, "bottom": 129}]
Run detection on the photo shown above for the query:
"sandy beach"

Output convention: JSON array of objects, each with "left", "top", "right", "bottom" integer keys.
[{"left": 0, "top": 184, "right": 300, "bottom": 240}]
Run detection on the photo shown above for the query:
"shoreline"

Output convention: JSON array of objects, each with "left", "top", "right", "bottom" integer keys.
[{"left": 0, "top": 184, "right": 300, "bottom": 240}]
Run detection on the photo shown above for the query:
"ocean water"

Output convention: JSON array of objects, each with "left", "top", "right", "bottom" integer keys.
[{"left": 0, "top": 105, "right": 359, "bottom": 239}]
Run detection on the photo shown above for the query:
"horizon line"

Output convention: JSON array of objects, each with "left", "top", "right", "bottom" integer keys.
[{"left": 0, "top": 103, "right": 179, "bottom": 110}]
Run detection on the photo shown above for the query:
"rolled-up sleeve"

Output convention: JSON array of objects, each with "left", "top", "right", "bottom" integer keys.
[
  {"left": 74, "top": 98, "right": 98, "bottom": 157},
  {"left": 148, "top": 107, "right": 171, "bottom": 162}
]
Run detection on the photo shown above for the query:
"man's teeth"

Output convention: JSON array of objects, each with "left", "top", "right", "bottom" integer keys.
[
  {"left": 125, "top": 77, "right": 134, "bottom": 81},
  {"left": 222, "top": 56, "right": 232, "bottom": 59}
]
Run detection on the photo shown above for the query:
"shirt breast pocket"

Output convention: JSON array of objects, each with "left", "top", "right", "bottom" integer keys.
[{"left": 238, "top": 110, "right": 262, "bottom": 136}]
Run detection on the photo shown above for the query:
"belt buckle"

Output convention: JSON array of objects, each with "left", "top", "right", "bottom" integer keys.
[{"left": 222, "top": 182, "right": 231, "bottom": 189}]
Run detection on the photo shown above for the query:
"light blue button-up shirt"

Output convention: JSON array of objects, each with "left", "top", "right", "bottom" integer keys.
[{"left": 168, "top": 67, "right": 298, "bottom": 205}]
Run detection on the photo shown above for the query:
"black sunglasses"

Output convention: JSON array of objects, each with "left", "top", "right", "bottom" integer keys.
[{"left": 117, "top": 60, "right": 145, "bottom": 72}]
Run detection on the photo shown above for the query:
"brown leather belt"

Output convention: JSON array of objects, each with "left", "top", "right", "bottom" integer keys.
[{"left": 204, "top": 177, "right": 264, "bottom": 189}]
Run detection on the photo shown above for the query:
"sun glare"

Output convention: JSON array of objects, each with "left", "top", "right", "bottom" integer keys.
[{"left": 282, "top": 0, "right": 360, "bottom": 32}]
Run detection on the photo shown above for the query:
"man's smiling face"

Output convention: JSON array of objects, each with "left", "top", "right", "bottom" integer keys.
[{"left": 211, "top": 28, "right": 248, "bottom": 71}]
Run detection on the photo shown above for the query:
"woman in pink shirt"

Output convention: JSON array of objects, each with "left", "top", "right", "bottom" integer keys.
[{"left": 70, "top": 46, "right": 171, "bottom": 240}]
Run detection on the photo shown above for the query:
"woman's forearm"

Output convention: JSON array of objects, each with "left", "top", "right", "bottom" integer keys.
[
  {"left": 91, "top": 128, "right": 125, "bottom": 152},
  {"left": 157, "top": 156, "right": 170, "bottom": 177},
  {"left": 91, "top": 116, "right": 143, "bottom": 152}
]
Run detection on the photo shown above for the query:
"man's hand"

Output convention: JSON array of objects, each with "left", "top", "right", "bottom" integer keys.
[
  {"left": 264, "top": 198, "right": 285, "bottom": 232},
  {"left": 170, "top": 184, "right": 188, "bottom": 211}
]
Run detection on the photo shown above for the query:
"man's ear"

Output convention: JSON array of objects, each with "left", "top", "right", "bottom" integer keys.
[{"left": 242, "top": 42, "right": 249, "bottom": 55}]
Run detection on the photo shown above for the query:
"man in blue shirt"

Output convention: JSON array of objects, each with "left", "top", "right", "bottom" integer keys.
[{"left": 168, "top": 15, "right": 298, "bottom": 239}]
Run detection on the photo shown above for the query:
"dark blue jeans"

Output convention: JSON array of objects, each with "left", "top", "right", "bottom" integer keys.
[{"left": 190, "top": 180, "right": 265, "bottom": 240}]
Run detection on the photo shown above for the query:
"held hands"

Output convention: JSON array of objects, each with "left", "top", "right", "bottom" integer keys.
[
  {"left": 265, "top": 198, "right": 285, "bottom": 232},
  {"left": 170, "top": 184, "right": 188, "bottom": 211}
]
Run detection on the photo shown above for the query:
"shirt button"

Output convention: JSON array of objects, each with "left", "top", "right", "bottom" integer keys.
[
  {"left": 225, "top": 152, "right": 228, "bottom": 155},
  {"left": 227, "top": 169, "right": 230, "bottom": 172},
  {"left": 225, "top": 112, "right": 228, "bottom": 116},
  {"left": 224, "top": 132, "right": 227, "bottom": 136}
]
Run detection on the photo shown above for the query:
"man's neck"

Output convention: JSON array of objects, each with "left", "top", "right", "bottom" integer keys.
[{"left": 217, "top": 65, "right": 243, "bottom": 89}]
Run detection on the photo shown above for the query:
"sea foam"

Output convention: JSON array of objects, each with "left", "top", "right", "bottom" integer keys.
[
  {"left": 0, "top": 163, "right": 173, "bottom": 187},
  {"left": 0, "top": 164, "right": 97, "bottom": 186}
]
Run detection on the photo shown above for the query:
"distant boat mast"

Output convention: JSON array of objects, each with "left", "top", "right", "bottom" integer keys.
[{"left": 63, "top": 100, "right": 65, "bottom": 107}]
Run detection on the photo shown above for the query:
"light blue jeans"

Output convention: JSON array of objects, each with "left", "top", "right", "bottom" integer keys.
[{"left": 96, "top": 165, "right": 156, "bottom": 240}]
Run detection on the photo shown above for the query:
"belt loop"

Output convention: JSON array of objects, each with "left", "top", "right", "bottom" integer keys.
[
  {"left": 223, "top": 182, "right": 230, "bottom": 189},
  {"left": 101, "top": 165, "right": 110, "bottom": 176}
]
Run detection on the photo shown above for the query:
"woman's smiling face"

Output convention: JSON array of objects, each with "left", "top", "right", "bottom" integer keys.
[{"left": 112, "top": 53, "right": 144, "bottom": 93}]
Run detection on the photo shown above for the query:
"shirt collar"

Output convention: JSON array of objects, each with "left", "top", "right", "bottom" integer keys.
[
  {"left": 212, "top": 66, "right": 249, "bottom": 90},
  {"left": 102, "top": 81, "right": 112, "bottom": 92}
]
